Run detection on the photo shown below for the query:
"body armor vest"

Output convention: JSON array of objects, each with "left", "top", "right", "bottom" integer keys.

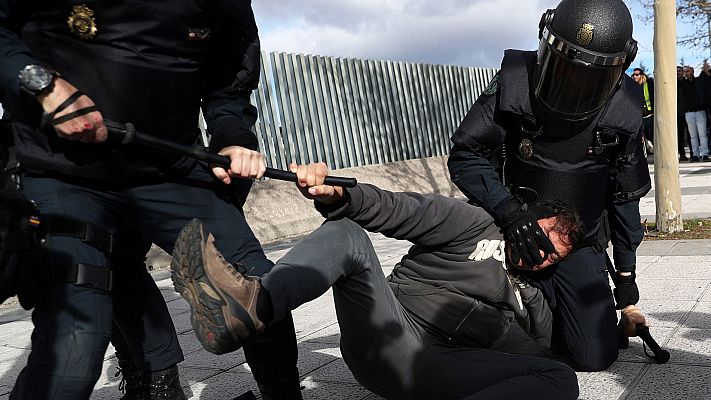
[{"left": 496, "top": 51, "right": 646, "bottom": 240}]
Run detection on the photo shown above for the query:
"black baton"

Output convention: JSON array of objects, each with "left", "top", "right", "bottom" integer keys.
[
  {"left": 618, "top": 321, "right": 671, "bottom": 364},
  {"left": 104, "top": 120, "right": 357, "bottom": 188},
  {"left": 636, "top": 324, "right": 670, "bottom": 364}
]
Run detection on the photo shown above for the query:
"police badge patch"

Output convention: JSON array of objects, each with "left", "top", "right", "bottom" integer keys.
[
  {"left": 518, "top": 139, "right": 534, "bottom": 159},
  {"left": 481, "top": 73, "right": 499, "bottom": 96},
  {"left": 68, "top": 4, "right": 97, "bottom": 40},
  {"left": 576, "top": 23, "right": 594, "bottom": 46}
]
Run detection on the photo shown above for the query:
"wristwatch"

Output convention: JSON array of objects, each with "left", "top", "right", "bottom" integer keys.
[{"left": 18, "top": 64, "right": 60, "bottom": 97}]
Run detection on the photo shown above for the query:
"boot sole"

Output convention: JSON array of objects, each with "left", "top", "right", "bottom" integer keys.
[{"left": 171, "top": 219, "right": 241, "bottom": 355}]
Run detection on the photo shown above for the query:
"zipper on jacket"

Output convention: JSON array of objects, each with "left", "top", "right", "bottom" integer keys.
[{"left": 448, "top": 302, "right": 479, "bottom": 341}]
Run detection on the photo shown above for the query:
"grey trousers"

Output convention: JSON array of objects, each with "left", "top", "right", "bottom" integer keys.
[{"left": 262, "top": 219, "right": 578, "bottom": 400}]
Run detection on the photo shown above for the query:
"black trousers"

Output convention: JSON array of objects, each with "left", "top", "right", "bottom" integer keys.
[
  {"left": 11, "top": 162, "right": 299, "bottom": 399},
  {"left": 525, "top": 246, "right": 619, "bottom": 372},
  {"left": 678, "top": 114, "right": 690, "bottom": 157},
  {"left": 262, "top": 219, "right": 579, "bottom": 400},
  {"left": 642, "top": 116, "right": 654, "bottom": 144}
]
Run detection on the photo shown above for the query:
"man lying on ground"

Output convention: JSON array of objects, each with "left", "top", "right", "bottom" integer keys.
[{"left": 171, "top": 163, "right": 646, "bottom": 400}]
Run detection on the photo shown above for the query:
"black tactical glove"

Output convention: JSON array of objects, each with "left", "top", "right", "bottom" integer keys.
[
  {"left": 613, "top": 272, "right": 639, "bottom": 309},
  {"left": 496, "top": 198, "right": 556, "bottom": 268}
]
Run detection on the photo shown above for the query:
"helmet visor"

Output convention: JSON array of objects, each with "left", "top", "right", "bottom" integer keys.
[{"left": 534, "top": 40, "right": 625, "bottom": 120}]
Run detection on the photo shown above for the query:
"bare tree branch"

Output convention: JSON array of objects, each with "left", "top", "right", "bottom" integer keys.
[{"left": 636, "top": 0, "right": 711, "bottom": 59}]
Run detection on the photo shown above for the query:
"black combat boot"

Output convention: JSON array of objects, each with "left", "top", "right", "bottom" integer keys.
[
  {"left": 115, "top": 361, "right": 144, "bottom": 400},
  {"left": 258, "top": 374, "right": 304, "bottom": 400},
  {"left": 143, "top": 365, "right": 187, "bottom": 400}
]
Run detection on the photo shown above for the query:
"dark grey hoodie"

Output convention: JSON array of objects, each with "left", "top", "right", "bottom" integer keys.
[{"left": 319, "top": 183, "right": 553, "bottom": 348}]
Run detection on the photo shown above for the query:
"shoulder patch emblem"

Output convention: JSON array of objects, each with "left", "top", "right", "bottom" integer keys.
[{"left": 482, "top": 73, "right": 500, "bottom": 96}]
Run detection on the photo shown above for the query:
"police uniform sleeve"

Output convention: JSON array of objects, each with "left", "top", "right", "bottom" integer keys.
[
  {"left": 608, "top": 116, "right": 650, "bottom": 272},
  {"left": 609, "top": 199, "right": 643, "bottom": 308},
  {"left": 609, "top": 199, "right": 643, "bottom": 273},
  {"left": 0, "top": 2, "right": 39, "bottom": 104},
  {"left": 201, "top": 2, "right": 261, "bottom": 154},
  {"left": 448, "top": 73, "right": 513, "bottom": 217}
]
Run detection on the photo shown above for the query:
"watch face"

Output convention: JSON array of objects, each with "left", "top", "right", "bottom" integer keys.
[{"left": 21, "top": 66, "right": 53, "bottom": 92}]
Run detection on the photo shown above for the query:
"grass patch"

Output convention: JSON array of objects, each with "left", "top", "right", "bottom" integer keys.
[{"left": 644, "top": 218, "right": 711, "bottom": 240}]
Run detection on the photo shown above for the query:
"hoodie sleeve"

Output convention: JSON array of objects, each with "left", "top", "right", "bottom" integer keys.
[
  {"left": 514, "top": 285, "right": 553, "bottom": 347},
  {"left": 316, "top": 183, "right": 491, "bottom": 248}
]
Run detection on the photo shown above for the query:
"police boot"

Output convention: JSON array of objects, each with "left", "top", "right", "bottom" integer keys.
[
  {"left": 143, "top": 365, "right": 187, "bottom": 400},
  {"left": 258, "top": 374, "right": 304, "bottom": 400},
  {"left": 115, "top": 361, "right": 144, "bottom": 400}
]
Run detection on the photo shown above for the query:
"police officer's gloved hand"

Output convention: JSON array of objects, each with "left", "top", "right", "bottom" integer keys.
[
  {"left": 495, "top": 197, "right": 556, "bottom": 268},
  {"left": 613, "top": 272, "right": 639, "bottom": 309}
]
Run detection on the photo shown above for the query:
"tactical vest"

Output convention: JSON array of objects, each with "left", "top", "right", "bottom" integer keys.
[{"left": 495, "top": 50, "right": 650, "bottom": 240}]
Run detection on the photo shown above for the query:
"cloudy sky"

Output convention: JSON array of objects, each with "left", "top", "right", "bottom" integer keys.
[{"left": 253, "top": 0, "right": 706, "bottom": 75}]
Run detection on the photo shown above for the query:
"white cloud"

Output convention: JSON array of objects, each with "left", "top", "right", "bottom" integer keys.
[{"left": 253, "top": 0, "right": 559, "bottom": 68}]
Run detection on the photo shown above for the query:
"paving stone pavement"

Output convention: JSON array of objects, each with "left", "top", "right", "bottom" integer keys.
[{"left": 1, "top": 160, "right": 710, "bottom": 399}]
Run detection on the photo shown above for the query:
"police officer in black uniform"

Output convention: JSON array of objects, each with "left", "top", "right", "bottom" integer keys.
[
  {"left": 0, "top": 1, "right": 302, "bottom": 399},
  {"left": 448, "top": 0, "right": 650, "bottom": 371}
]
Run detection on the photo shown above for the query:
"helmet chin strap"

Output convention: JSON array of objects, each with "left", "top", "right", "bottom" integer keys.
[
  {"left": 532, "top": 93, "right": 606, "bottom": 137},
  {"left": 545, "top": 110, "right": 599, "bottom": 132},
  {"left": 533, "top": 94, "right": 601, "bottom": 125}
]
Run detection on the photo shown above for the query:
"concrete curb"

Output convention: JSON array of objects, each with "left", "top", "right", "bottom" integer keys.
[{"left": 243, "top": 155, "right": 462, "bottom": 245}]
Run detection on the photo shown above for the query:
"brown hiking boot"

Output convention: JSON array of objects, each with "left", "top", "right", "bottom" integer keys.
[{"left": 171, "top": 218, "right": 265, "bottom": 355}]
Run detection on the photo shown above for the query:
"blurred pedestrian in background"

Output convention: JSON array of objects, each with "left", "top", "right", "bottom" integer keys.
[
  {"left": 679, "top": 66, "right": 709, "bottom": 162},
  {"left": 632, "top": 68, "right": 654, "bottom": 155}
]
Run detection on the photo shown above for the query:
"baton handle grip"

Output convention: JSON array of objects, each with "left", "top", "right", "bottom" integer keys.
[
  {"left": 262, "top": 168, "right": 357, "bottom": 188},
  {"left": 105, "top": 121, "right": 357, "bottom": 188},
  {"left": 181, "top": 149, "right": 356, "bottom": 187}
]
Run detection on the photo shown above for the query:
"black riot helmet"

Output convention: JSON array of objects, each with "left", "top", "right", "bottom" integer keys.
[{"left": 533, "top": 0, "right": 637, "bottom": 121}]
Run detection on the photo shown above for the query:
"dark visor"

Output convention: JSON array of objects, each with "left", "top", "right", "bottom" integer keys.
[{"left": 533, "top": 27, "right": 627, "bottom": 120}]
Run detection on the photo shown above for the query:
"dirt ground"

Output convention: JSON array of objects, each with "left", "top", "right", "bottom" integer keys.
[{"left": 643, "top": 218, "right": 711, "bottom": 240}]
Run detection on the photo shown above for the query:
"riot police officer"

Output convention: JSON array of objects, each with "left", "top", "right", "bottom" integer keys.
[
  {"left": 0, "top": 2, "right": 302, "bottom": 399},
  {"left": 448, "top": 0, "right": 649, "bottom": 371}
]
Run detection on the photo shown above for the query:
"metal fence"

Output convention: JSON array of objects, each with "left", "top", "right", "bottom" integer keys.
[{"left": 247, "top": 52, "right": 498, "bottom": 170}]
